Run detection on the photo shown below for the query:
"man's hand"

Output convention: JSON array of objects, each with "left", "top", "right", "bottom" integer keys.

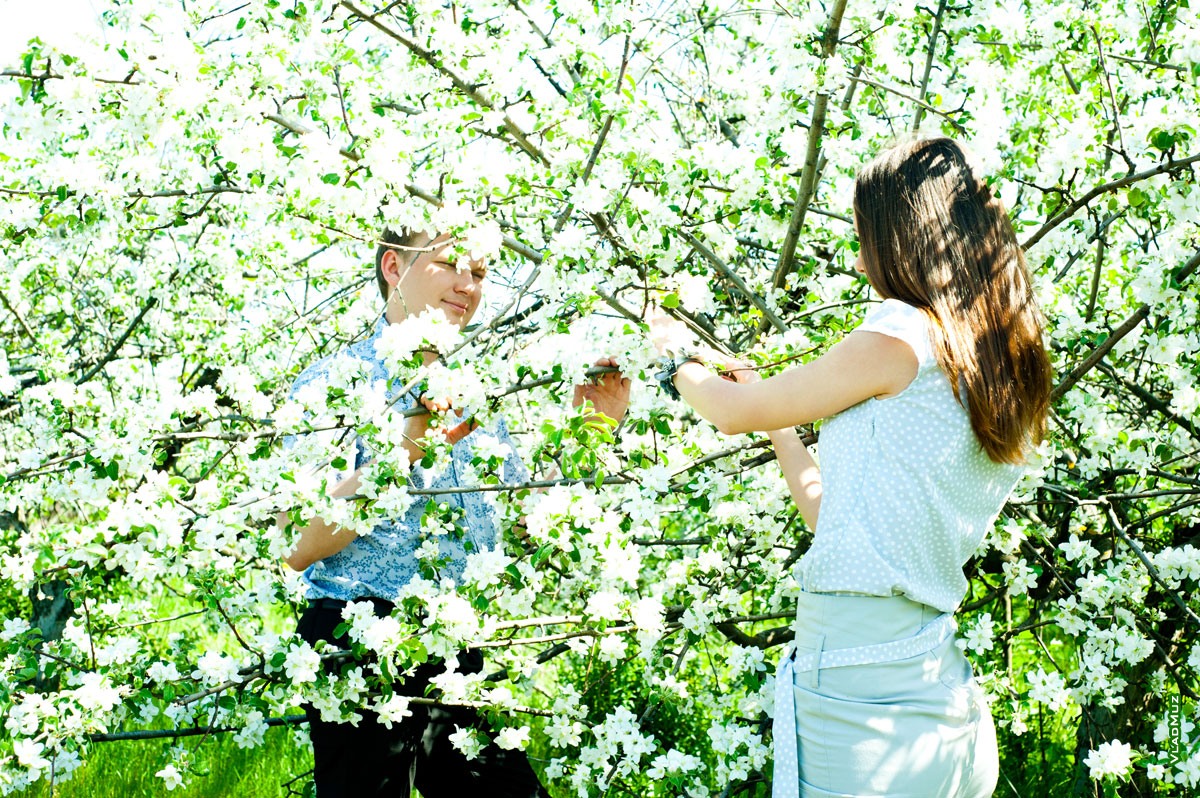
[
  {"left": 414, "top": 394, "right": 478, "bottom": 445},
  {"left": 573, "top": 357, "right": 632, "bottom": 425}
]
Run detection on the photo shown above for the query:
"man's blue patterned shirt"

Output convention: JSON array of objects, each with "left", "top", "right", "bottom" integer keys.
[{"left": 285, "top": 314, "right": 527, "bottom": 601}]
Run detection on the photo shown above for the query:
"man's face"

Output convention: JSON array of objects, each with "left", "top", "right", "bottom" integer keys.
[{"left": 382, "top": 233, "right": 488, "bottom": 328}]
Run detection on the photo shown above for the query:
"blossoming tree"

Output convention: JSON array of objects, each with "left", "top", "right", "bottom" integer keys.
[{"left": 1, "top": 0, "right": 1199, "bottom": 794}]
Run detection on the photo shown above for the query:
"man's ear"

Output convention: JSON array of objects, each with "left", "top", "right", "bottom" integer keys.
[{"left": 380, "top": 247, "right": 405, "bottom": 292}]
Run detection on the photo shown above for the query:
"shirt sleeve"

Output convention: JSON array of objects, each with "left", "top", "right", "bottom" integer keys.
[
  {"left": 278, "top": 363, "right": 358, "bottom": 492},
  {"left": 855, "top": 298, "right": 936, "bottom": 372},
  {"left": 279, "top": 364, "right": 326, "bottom": 454},
  {"left": 494, "top": 416, "right": 530, "bottom": 485}
]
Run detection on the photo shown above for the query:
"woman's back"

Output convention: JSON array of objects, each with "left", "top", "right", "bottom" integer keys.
[{"left": 795, "top": 298, "right": 1029, "bottom": 613}]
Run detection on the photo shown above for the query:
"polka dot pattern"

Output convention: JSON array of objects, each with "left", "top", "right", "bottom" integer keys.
[{"left": 793, "top": 298, "right": 1029, "bottom": 615}]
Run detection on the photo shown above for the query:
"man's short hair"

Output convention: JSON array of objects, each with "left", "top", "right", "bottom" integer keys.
[{"left": 374, "top": 227, "right": 427, "bottom": 300}]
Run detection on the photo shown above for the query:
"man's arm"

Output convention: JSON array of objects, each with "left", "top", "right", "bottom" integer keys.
[
  {"left": 280, "top": 466, "right": 368, "bottom": 572},
  {"left": 279, "top": 403, "right": 473, "bottom": 572}
]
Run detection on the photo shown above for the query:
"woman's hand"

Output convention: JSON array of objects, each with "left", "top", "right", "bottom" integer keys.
[
  {"left": 573, "top": 357, "right": 632, "bottom": 424},
  {"left": 707, "top": 354, "right": 761, "bottom": 385}
]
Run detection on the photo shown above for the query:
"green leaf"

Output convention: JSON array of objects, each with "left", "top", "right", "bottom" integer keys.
[
  {"left": 249, "top": 439, "right": 272, "bottom": 461},
  {"left": 662, "top": 292, "right": 680, "bottom": 308},
  {"left": 1151, "top": 130, "right": 1174, "bottom": 150},
  {"left": 505, "top": 564, "right": 523, "bottom": 585},
  {"left": 331, "top": 456, "right": 347, "bottom": 470}
]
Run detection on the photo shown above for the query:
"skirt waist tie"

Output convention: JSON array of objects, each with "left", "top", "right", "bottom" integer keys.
[{"left": 771, "top": 611, "right": 956, "bottom": 798}]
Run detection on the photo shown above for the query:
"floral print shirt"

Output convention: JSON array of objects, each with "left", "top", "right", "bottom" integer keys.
[{"left": 284, "top": 314, "right": 528, "bottom": 601}]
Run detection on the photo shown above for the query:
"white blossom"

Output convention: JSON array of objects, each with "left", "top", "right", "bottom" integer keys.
[
  {"left": 449, "top": 726, "right": 485, "bottom": 760},
  {"left": 1083, "top": 740, "right": 1135, "bottom": 780},
  {"left": 495, "top": 726, "right": 531, "bottom": 751},
  {"left": 156, "top": 764, "right": 184, "bottom": 790}
]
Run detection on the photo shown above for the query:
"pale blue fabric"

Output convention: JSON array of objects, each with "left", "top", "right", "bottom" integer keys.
[
  {"left": 282, "top": 314, "right": 528, "bottom": 601},
  {"left": 772, "top": 592, "right": 997, "bottom": 798},
  {"left": 775, "top": 298, "right": 1023, "bottom": 796},
  {"left": 794, "top": 298, "right": 1029, "bottom": 613}
]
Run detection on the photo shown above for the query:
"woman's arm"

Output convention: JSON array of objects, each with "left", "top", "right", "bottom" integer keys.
[
  {"left": 768, "top": 427, "right": 822, "bottom": 530},
  {"left": 668, "top": 330, "right": 919, "bottom": 434},
  {"left": 670, "top": 352, "right": 823, "bottom": 527}
]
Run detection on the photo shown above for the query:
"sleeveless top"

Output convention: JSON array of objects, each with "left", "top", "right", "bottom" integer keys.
[{"left": 793, "top": 298, "right": 1029, "bottom": 613}]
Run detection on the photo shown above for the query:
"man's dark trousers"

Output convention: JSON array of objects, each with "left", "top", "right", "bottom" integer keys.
[{"left": 297, "top": 598, "right": 551, "bottom": 798}]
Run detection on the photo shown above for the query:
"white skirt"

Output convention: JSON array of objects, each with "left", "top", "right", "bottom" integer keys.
[{"left": 772, "top": 590, "right": 998, "bottom": 798}]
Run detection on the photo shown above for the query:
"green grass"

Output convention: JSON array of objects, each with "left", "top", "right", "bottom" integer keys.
[
  {"left": 13, "top": 581, "right": 316, "bottom": 797},
  {"left": 12, "top": 586, "right": 1083, "bottom": 797},
  {"left": 14, "top": 711, "right": 1074, "bottom": 798},
  {"left": 17, "top": 724, "right": 314, "bottom": 798}
]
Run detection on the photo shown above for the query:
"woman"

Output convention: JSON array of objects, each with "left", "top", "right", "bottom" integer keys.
[{"left": 650, "top": 137, "right": 1052, "bottom": 797}]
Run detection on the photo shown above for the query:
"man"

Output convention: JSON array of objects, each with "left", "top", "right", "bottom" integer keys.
[{"left": 277, "top": 227, "right": 630, "bottom": 797}]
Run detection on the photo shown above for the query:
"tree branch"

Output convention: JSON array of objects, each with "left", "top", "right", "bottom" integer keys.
[
  {"left": 1102, "top": 500, "right": 1200, "bottom": 630},
  {"left": 74, "top": 296, "right": 158, "bottom": 385},
  {"left": 1023, "top": 153, "right": 1200, "bottom": 250},
  {"left": 1050, "top": 304, "right": 1149, "bottom": 403},
  {"left": 768, "top": 0, "right": 850, "bottom": 293},
  {"left": 852, "top": 75, "right": 967, "bottom": 134},
  {"left": 1050, "top": 247, "right": 1200, "bottom": 402},
  {"left": 912, "top": 0, "right": 949, "bottom": 130},
  {"left": 677, "top": 231, "right": 788, "bottom": 334},
  {"left": 339, "top": 2, "right": 550, "bottom": 167}
]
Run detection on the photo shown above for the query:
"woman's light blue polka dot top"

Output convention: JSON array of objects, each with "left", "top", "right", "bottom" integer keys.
[{"left": 793, "top": 298, "right": 1030, "bottom": 613}]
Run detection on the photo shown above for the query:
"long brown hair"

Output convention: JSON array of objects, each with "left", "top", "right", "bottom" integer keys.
[{"left": 853, "top": 137, "right": 1052, "bottom": 466}]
